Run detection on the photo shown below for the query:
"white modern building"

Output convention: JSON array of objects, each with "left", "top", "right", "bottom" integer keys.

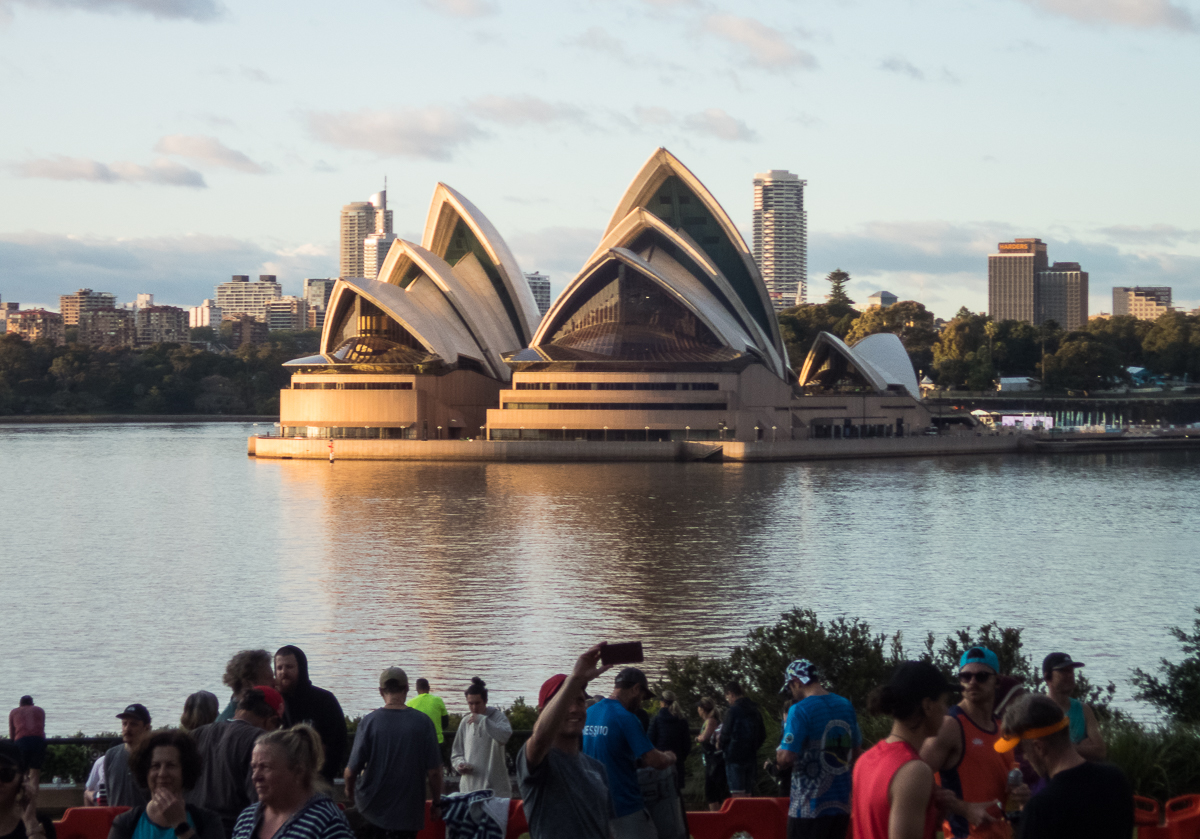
[
  {"left": 1113, "top": 287, "right": 1172, "bottom": 321},
  {"left": 215, "top": 275, "right": 281, "bottom": 322},
  {"left": 752, "top": 169, "right": 807, "bottom": 311},
  {"left": 189, "top": 299, "right": 222, "bottom": 329},
  {"left": 524, "top": 271, "right": 551, "bottom": 319}
]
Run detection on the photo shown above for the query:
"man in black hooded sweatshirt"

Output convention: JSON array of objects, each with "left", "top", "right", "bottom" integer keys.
[{"left": 274, "top": 644, "right": 349, "bottom": 781}]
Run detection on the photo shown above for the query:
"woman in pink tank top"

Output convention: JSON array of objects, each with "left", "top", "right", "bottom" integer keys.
[{"left": 853, "top": 662, "right": 958, "bottom": 839}]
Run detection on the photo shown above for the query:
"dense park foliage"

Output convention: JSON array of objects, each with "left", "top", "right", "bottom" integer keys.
[
  {"left": 780, "top": 270, "right": 1200, "bottom": 392},
  {"left": 0, "top": 330, "right": 320, "bottom": 416}
]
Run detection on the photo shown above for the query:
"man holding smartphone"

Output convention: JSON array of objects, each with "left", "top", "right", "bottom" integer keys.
[
  {"left": 584, "top": 666, "right": 677, "bottom": 839},
  {"left": 517, "top": 645, "right": 615, "bottom": 839}
]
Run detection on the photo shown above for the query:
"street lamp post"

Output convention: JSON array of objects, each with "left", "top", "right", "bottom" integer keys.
[
  {"left": 645, "top": 425, "right": 650, "bottom": 442},
  {"left": 603, "top": 426, "right": 608, "bottom": 442},
  {"left": 772, "top": 425, "right": 777, "bottom": 443},
  {"left": 562, "top": 425, "right": 567, "bottom": 441},
  {"left": 685, "top": 425, "right": 690, "bottom": 441},
  {"left": 479, "top": 425, "right": 485, "bottom": 441},
  {"left": 754, "top": 425, "right": 760, "bottom": 441},
  {"left": 436, "top": 425, "right": 442, "bottom": 440}
]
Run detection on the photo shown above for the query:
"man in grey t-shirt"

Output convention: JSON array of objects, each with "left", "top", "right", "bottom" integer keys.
[
  {"left": 103, "top": 703, "right": 152, "bottom": 808},
  {"left": 517, "top": 645, "right": 615, "bottom": 839},
  {"left": 345, "top": 667, "right": 443, "bottom": 839}
]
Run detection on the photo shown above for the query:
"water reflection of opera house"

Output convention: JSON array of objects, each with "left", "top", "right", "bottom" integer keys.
[{"left": 273, "top": 149, "right": 932, "bottom": 450}]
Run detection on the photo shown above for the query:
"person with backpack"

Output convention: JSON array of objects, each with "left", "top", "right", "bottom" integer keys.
[{"left": 719, "top": 681, "right": 766, "bottom": 797}]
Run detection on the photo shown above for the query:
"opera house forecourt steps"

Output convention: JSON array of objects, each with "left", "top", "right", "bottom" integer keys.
[{"left": 252, "top": 148, "right": 1007, "bottom": 463}]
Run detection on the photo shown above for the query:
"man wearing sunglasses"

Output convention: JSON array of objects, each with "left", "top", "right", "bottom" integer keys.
[{"left": 921, "top": 647, "right": 1029, "bottom": 839}]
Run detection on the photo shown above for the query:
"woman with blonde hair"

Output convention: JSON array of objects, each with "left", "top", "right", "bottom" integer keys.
[
  {"left": 649, "top": 691, "right": 692, "bottom": 791},
  {"left": 696, "top": 698, "right": 728, "bottom": 811},
  {"left": 230, "top": 724, "right": 353, "bottom": 839}
]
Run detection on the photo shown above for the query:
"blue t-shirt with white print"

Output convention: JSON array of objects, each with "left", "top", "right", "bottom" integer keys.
[{"left": 583, "top": 698, "right": 655, "bottom": 818}]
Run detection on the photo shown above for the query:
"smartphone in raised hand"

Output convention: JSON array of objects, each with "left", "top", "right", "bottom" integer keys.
[{"left": 600, "top": 641, "right": 645, "bottom": 666}]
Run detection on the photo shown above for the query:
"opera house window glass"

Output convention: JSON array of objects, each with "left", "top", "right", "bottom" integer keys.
[
  {"left": 326, "top": 296, "right": 437, "bottom": 365},
  {"left": 544, "top": 263, "right": 736, "bottom": 362}
]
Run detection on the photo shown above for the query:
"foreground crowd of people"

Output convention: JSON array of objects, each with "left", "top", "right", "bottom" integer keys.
[{"left": 1, "top": 643, "right": 1135, "bottom": 839}]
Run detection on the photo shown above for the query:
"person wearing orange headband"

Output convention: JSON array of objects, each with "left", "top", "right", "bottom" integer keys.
[{"left": 995, "top": 695, "right": 1131, "bottom": 839}]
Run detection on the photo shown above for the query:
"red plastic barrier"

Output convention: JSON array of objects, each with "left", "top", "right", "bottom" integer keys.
[
  {"left": 1165, "top": 795, "right": 1200, "bottom": 839},
  {"left": 1136, "top": 796, "right": 1163, "bottom": 827},
  {"left": 685, "top": 797, "right": 788, "bottom": 839},
  {"left": 53, "top": 807, "right": 131, "bottom": 839}
]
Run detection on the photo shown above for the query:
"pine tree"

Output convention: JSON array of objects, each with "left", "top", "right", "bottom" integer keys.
[{"left": 826, "top": 269, "right": 854, "bottom": 308}]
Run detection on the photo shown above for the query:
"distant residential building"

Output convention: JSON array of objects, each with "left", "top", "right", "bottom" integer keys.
[
  {"left": 988, "top": 239, "right": 1087, "bottom": 329},
  {"left": 341, "top": 190, "right": 393, "bottom": 279},
  {"left": 78, "top": 307, "right": 136, "bottom": 347},
  {"left": 303, "top": 278, "right": 336, "bottom": 311},
  {"left": 215, "top": 274, "right": 281, "bottom": 323},
  {"left": 867, "top": 290, "right": 898, "bottom": 309},
  {"left": 1113, "top": 286, "right": 1172, "bottom": 320},
  {"left": 265, "top": 296, "right": 309, "bottom": 331},
  {"left": 6, "top": 309, "right": 63, "bottom": 345},
  {"left": 753, "top": 169, "right": 808, "bottom": 310},
  {"left": 136, "top": 305, "right": 189, "bottom": 345},
  {"left": 524, "top": 271, "right": 551, "bottom": 318},
  {"left": 1, "top": 301, "right": 18, "bottom": 318},
  {"left": 1090, "top": 312, "right": 1111, "bottom": 321},
  {"left": 189, "top": 299, "right": 223, "bottom": 329},
  {"left": 1038, "top": 262, "right": 1088, "bottom": 331},
  {"left": 226, "top": 313, "right": 269, "bottom": 348},
  {"left": 59, "top": 288, "right": 117, "bottom": 326}
]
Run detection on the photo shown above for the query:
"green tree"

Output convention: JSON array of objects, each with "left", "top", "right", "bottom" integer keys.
[
  {"left": 991, "top": 320, "right": 1041, "bottom": 377},
  {"left": 1083, "top": 315, "right": 1150, "bottom": 369},
  {"left": 1042, "top": 337, "right": 1127, "bottom": 392},
  {"left": 1142, "top": 312, "right": 1200, "bottom": 380},
  {"left": 825, "top": 269, "right": 855, "bottom": 310},
  {"left": 778, "top": 304, "right": 852, "bottom": 370},
  {"left": 932, "top": 308, "right": 990, "bottom": 388},
  {"left": 1132, "top": 607, "right": 1200, "bottom": 724}
]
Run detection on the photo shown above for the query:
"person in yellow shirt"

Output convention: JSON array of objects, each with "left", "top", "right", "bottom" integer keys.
[{"left": 407, "top": 679, "right": 450, "bottom": 768}]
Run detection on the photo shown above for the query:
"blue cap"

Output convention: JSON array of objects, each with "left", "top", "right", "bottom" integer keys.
[{"left": 958, "top": 646, "right": 1000, "bottom": 674}]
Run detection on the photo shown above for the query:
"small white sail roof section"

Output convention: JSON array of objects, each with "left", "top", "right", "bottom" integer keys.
[
  {"left": 422, "top": 182, "right": 541, "bottom": 347},
  {"left": 602, "top": 148, "right": 785, "bottom": 360},
  {"left": 797, "top": 332, "right": 922, "bottom": 398},
  {"left": 852, "top": 333, "right": 922, "bottom": 398}
]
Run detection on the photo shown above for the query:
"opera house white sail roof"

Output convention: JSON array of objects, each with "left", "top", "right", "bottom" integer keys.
[
  {"left": 797, "top": 331, "right": 922, "bottom": 399},
  {"left": 286, "top": 184, "right": 540, "bottom": 382},
  {"left": 516, "top": 149, "right": 791, "bottom": 379}
]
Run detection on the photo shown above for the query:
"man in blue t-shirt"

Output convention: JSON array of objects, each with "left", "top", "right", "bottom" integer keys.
[
  {"left": 583, "top": 667, "right": 676, "bottom": 839},
  {"left": 774, "top": 660, "right": 861, "bottom": 839}
]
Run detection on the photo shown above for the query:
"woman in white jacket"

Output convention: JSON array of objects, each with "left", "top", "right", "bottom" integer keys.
[{"left": 450, "top": 678, "right": 514, "bottom": 795}]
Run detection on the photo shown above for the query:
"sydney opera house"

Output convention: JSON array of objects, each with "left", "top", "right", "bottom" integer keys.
[{"left": 270, "top": 149, "right": 934, "bottom": 452}]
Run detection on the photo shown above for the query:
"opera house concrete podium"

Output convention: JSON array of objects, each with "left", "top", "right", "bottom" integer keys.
[{"left": 253, "top": 149, "right": 968, "bottom": 462}]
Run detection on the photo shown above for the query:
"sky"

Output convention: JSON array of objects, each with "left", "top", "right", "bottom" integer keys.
[{"left": 1, "top": 0, "right": 1199, "bottom": 320}]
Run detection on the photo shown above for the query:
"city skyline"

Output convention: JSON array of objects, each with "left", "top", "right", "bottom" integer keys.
[{"left": 2, "top": 0, "right": 1198, "bottom": 317}]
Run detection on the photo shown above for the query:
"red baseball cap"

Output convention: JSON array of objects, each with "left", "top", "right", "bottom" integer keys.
[
  {"left": 253, "top": 685, "right": 285, "bottom": 717},
  {"left": 537, "top": 674, "right": 568, "bottom": 711}
]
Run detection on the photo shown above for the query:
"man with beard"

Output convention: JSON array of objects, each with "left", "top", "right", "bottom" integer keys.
[{"left": 274, "top": 645, "right": 348, "bottom": 782}]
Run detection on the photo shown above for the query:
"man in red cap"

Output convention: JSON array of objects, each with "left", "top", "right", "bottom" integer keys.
[
  {"left": 190, "top": 686, "right": 284, "bottom": 836},
  {"left": 516, "top": 644, "right": 614, "bottom": 839}
]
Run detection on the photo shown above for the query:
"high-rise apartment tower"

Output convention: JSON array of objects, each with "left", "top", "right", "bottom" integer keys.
[
  {"left": 59, "top": 288, "right": 117, "bottom": 326},
  {"left": 1038, "top": 262, "right": 1088, "bottom": 331},
  {"left": 524, "top": 271, "right": 551, "bottom": 319},
  {"left": 752, "top": 170, "right": 807, "bottom": 310},
  {"left": 341, "top": 188, "right": 394, "bottom": 279},
  {"left": 215, "top": 274, "right": 281, "bottom": 323}
]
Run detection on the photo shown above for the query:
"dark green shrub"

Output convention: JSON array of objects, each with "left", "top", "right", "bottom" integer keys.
[{"left": 1132, "top": 607, "right": 1200, "bottom": 724}]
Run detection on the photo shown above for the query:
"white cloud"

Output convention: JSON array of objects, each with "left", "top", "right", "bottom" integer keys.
[
  {"left": 467, "top": 95, "right": 587, "bottom": 127},
  {"left": 1014, "top": 0, "right": 1195, "bottom": 30},
  {"left": 702, "top": 14, "right": 817, "bottom": 71},
  {"left": 682, "top": 108, "right": 758, "bottom": 142},
  {"left": 633, "top": 106, "right": 674, "bottom": 127},
  {"left": 1098, "top": 224, "right": 1200, "bottom": 246},
  {"left": 0, "top": 0, "right": 220, "bottom": 21},
  {"left": 305, "top": 107, "right": 485, "bottom": 161},
  {"left": 508, "top": 226, "right": 605, "bottom": 296},
  {"left": 13, "top": 155, "right": 206, "bottom": 187},
  {"left": 155, "top": 135, "right": 265, "bottom": 174},
  {"left": 880, "top": 56, "right": 925, "bottom": 80},
  {"left": 421, "top": 0, "right": 495, "bottom": 18}
]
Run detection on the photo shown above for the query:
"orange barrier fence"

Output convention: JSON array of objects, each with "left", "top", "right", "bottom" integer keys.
[{"left": 53, "top": 807, "right": 130, "bottom": 839}]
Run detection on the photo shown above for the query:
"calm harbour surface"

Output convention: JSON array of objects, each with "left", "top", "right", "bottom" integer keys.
[{"left": 2, "top": 421, "right": 1197, "bottom": 733}]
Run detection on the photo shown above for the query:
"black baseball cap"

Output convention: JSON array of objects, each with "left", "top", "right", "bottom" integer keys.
[
  {"left": 116, "top": 703, "right": 151, "bottom": 725},
  {"left": 614, "top": 667, "right": 655, "bottom": 699},
  {"left": 1042, "top": 652, "right": 1084, "bottom": 678}
]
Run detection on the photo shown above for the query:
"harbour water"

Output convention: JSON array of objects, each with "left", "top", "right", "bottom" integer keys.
[{"left": 2, "top": 421, "right": 1197, "bottom": 733}]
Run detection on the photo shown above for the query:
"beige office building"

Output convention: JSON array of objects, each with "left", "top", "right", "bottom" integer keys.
[
  {"left": 6, "top": 309, "right": 63, "bottom": 345},
  {"left": 1038, "top": 262, "right": 1088, "bottom": 330},
  {"left": 1113, "top": 287, "right": 1171, "bottom": 320}
]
